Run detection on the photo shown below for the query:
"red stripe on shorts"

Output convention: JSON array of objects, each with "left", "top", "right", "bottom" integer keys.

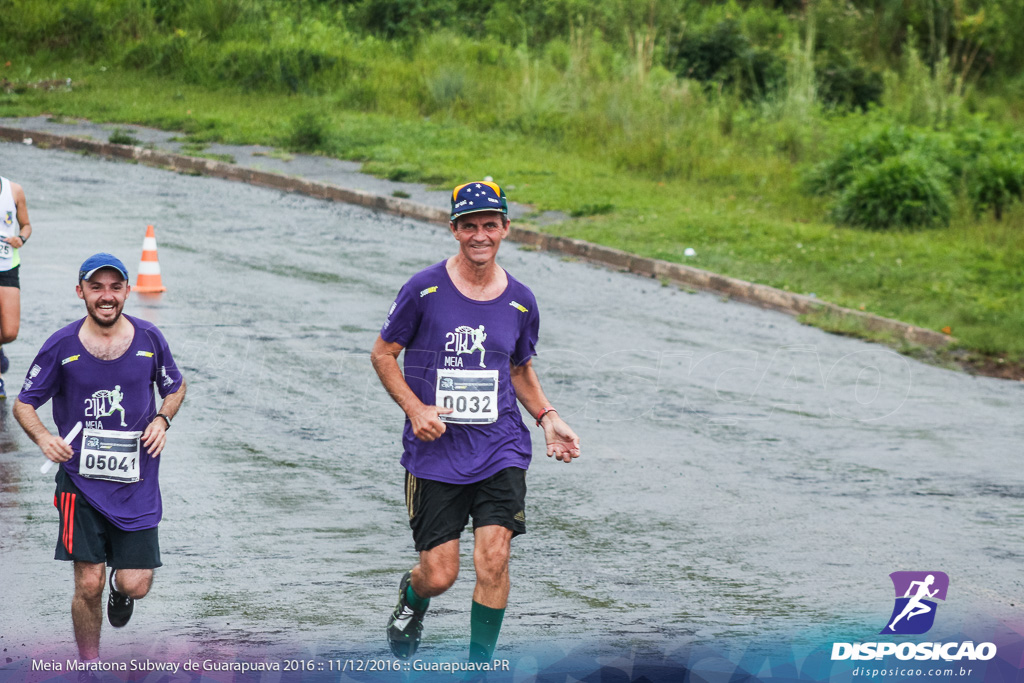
[
  {"left": 61, "top": 492, "right": 69, "bottom": 552},
  {"left": 67, "top": 493, "right": 76, "bottom": 553},
  {"left": 61, "top": 492, "right": 76, "bottom": 554}
]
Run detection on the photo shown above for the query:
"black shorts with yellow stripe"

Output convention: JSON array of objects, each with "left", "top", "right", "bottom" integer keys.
[
  {"left": 405, "top": 466, "right": 527, "bottom": 552},
  {"left": 53, "top": 467, "right": 161, "bottom": 569}
]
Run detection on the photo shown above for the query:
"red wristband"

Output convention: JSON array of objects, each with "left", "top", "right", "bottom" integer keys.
[{"left": 535, "top": 406, "right": 557, "bottom": 426}]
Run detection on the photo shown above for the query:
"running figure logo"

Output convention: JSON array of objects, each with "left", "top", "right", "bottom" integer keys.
[
  {"left": 83, "top": 385, "right": 129, "bottom": 427},
  {"left": 880, "top": 571, "right": 949, "bottom": 635},
  {"left": 451, "top": 325, "right": 488, "bottom": 368}
]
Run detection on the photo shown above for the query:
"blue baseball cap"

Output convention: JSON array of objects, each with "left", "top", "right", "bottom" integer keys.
[
  {"left": 450, "top": 181, "right": 508, "bottom": 221},
  {"left": 79, "top": 253, "right": 129, "bottom": 282}
]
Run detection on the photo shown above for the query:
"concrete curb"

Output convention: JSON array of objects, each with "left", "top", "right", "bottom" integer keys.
[{"left": 1, "top": 125, "right": 953, "bottom": 349}]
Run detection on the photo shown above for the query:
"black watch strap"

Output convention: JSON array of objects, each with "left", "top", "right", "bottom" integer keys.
[{"left": 156, "top": 413, "right": 171, "bottom": 429}]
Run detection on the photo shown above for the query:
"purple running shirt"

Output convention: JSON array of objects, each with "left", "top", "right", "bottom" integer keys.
[
  {"left": 18, "top": 315, "right": 184, "bottom": 531},
  {"left": 381, "top": 261, "right": 539, "bottom": 484}
]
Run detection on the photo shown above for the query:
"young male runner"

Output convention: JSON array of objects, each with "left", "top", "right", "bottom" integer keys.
[
  {"left": 14, "top": 253, "right": 185, "bottom": 663},
  {"left": 0, "top": 175, "right": 34, "bottom": 397},
  {"left": 371, "top": 181, "right": 580, "bottom": 662}
]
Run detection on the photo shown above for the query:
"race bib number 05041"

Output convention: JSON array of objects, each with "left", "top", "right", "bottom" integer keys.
[
  {"left": 79, "top": 428, "right": 143, "bottom": 483},
  {"left": 436, "top": 369, "right": 499, "bottom": 424}
]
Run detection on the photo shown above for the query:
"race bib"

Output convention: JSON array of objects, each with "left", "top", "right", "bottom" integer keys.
[
  {"left": 79, "top": 428, "right": 143, "bottom": 483},
  {"left": 436, "top": 369, "right": 499, "bottom": 424},
  {"left": 0, "top": 241, "right": 11, "bottom": 258}
]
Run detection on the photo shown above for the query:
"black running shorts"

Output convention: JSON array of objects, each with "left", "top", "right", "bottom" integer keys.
[
  {"left": 405, "top": 466, "right": 527, "bottom": 552},
  {"left": 53, "top": 468, "right": 162, "bottom": 569},
  {"left": 0, "top": 265, "right": 20, "bottom": 288}
]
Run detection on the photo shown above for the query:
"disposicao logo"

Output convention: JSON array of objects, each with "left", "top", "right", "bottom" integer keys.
[
  {"left": 881, "top": 571, "right": 948, "bottom": 635},
  {"left": 831, "top": 571, "right": 997, "bottom": 662}
]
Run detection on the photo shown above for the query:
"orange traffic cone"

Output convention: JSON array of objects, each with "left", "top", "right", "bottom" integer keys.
[{"left": 134, "top": 224, "right": 167, "bottom": 293}]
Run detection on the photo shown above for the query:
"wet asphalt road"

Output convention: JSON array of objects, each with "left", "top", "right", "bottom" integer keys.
[{"left": 0, "top": 140, "right": 1022, "bottom": 668}]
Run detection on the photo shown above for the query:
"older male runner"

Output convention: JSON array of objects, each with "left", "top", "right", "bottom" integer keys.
[
  {"left": 0, "top": 175, "right": 34, "bottom": 397},
  {"left": 14, "top": 253, "right": 185, "bottom": 664},
  {"left": 371, "top": 181, "right": 580, "bottom": 662}
]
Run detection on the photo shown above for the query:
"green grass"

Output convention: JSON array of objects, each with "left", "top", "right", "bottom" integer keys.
[{"left": 3, "top": 59, "right": 1022, "bottom": 361}]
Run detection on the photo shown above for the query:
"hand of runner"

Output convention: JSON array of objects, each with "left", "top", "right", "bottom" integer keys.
[
  {"left": 410, "top": 405, "right": 454, "bottom": 442},
  {"left": 142, "top": 418, "right": 168, "bottom": 458},
  {"left": 542, "top": 415, "right": 580, "bottom": 463},
  {"left": 39, "top": 433, "right": 74, "bottom": 462}
]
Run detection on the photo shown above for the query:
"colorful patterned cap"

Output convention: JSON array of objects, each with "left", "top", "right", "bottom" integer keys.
[
  {"left": 79, "top": 253, "right": 129, "bottom": 282},
  {"left": 450, "top": 181, "right": 508, "bottom": 221}
]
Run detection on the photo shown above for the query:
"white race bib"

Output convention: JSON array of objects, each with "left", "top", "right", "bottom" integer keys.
[
  {"left": 436, "top": 369, "right": 499, "bottom": 424},
  {"left": 79, "top": 428, "right": 143, "bottom": 483},
  {"left": 0, "top": 241, "right": 12, "bottom": 259}
]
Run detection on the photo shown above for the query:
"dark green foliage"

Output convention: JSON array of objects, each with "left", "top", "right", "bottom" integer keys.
[
  {"left": 806, "top": 123, "right": 1024, "bottom": 226},
  {"left": 804, "top": 127, "right": 921, "bottom": 196},
  {"left": 816, "top": 54, "right": 883, "bottom": 111},
  {"left": 108, "top": 128, "right": 141, "bottom": 145},
  {"left": 968, "top": 154, "right": 1024, "bottom": 220},
  {"left": 285, "top": 112, "right": 333, "bottom": 153},
  {"left": 570, "top": 203, "right": 615, "bottom": 218},
  {"left": 667, "top": 19, "right": 785, "bottom": 99},
  {"left": 831, "top": 153, "right": 952, "bottom": 230}
]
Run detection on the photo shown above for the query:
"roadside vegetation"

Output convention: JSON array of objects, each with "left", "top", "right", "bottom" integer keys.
[{"left": 1, "top": 0, "right": 1022, "bottom": 371}]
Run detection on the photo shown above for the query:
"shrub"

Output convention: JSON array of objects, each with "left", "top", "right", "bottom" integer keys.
[
  {"left": 285, "top": 112, "right": 333, "bottom": 153},
  {"left": 830, "top": 153, "right": 952, "bottom": 230},
  {"left": 803, "top": 126, "right": 918, "bottom": 196},
  {"left": 816, "top": 54, "right": 883, "bottom": 111},
  {"left": 667, "top": 19, "right": 785, "bottom": 100},
  {"left": 108, "top": 128, "right": 141, "bottom": 146},
  {"left": 968, "top": 153, "right": 1024, "bottom": 220}
]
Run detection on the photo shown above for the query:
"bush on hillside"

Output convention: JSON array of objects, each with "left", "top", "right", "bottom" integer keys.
[
  {"left": 815, "top": 53, "right": 883, "bottom": 111},
  {"left": 803, "top": 126, "right": 920, "bottom": 196},
  {"left": 968, "top": 153, "right": 1024, "bottom": 220},
  {"left": 285, "top": 112, "right": 333, "bottom": 153},
  {"left": 830, "top": 153, "right": 952, "bottom": 230},
  {"left": 667, "top": 19, "right": 785, "bottom": 100}
]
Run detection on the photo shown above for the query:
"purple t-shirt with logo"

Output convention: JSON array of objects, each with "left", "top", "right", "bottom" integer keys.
[
  {"left": 18, "top": 314, "right": 184, "bottom": 531},
  {"left": 381, "top": 261, "right": 540, "bottom": 484}
]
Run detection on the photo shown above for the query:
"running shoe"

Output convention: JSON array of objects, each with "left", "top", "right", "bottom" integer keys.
[
  {"left": 0, "top": 348, "right": 8, "bottom": 374},
  {"left": 386, "top": 571, "right": 426, "bottom": 659},
  {"left": 106, "top": 569, "right": 134, "bottom": 628}
]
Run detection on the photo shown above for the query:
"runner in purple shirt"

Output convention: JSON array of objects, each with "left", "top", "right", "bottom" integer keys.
[
  {"left": 14, "top": 253, "right": 186, "bottom": 666},
  {"left": 372, "top": 181, "right": 580, "bottom": 662}
]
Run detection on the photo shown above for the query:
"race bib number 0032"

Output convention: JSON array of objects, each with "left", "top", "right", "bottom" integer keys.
[
  {"left": 79, "top": 428, "right": 143, "bottom": 483},
  {"left": 436, "top": 369, "right": 499, "bottom": 424}
]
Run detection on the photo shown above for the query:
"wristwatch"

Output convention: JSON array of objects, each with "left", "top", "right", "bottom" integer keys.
[{"left": 156, "top": 413, "right": 172, "bottom": 429}]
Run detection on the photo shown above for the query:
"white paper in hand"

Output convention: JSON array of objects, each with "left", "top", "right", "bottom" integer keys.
[{"left": 40, "top": 421, "right": 83, "bottom": 475}]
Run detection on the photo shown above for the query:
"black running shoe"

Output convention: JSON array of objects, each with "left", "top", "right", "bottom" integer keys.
[
  {"left": 386, "top": 571, "right": 426, "bottom": 659},
  {"left": 106, "top": 569, "right": 134, "bottom": 628}
]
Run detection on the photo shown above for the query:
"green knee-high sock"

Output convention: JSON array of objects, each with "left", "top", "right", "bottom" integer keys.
[
  {"left": 405, "top": 582, "right": 430, "bottom": 612},
  {"left": 468, "top": 601, "right": 505, "bottom": 662}
]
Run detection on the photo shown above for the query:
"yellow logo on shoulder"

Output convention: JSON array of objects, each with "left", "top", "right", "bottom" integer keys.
[
  {"left": 61, "top": 355, "right": 80, "bottom": 365},
  {"left": 509, "top": 301, "right": 528, "bottom": 313},
  {"left": 136, "top": 351, "right": 154, "bottom": 358},
  {"left": 420, "top": 286, "right": 438, "bottom": 298}
]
